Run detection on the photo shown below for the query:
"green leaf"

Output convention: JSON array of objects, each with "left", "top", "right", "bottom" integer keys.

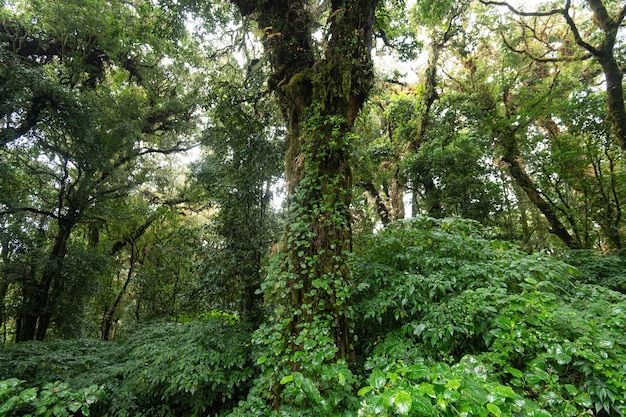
[
  {"left": 493, "top": 385, "right": 516, "bottom": 399},
  {"left": 445, "top": 379, "right": 461, "bottom": 390},
  {"left": 0, "top": 397, "right": 19, "bottom": 415},
  {"left": 574, "top": 392, "right": 592, "bottom": 408},
  {"left": 357, "top": 386, "right": 373, "bottom": 396},
  {"left": 464, "top": 381, "right": 489, "bottom": 403},
  {"left": 392, "top": 390, "right": 412, "bottom": 415},
  {"left": 368, "top": 395, "right": 386, "bottom": 414},
  {"left": 486, "top": 403, "right": 502, "bottom": 417},
  {"left": 19, "top": 387, "right": 38, "bottom": 402},
  {"left": 412, "top": 394, "right": 435, "bottom": 415},
  {"left": 564, "top": 384, "right": 578, "bottom": 396},
  {"left": 68, "top": 402, "right": 82, "bottom": 413},
  {"left": 504, "top": 366, "right": 524, "bottom": 379},
  {"left": 337, "top": 372, "right": 346, "bottom": 386},
  {"left": 368, "top": 370, "right": 387, "bottom": 390},
  {"left": 280, "top": 374, "right": 294, "bottom": 385},
  {"left": 555, "top": 352, "right": 572, "bottom": 365}
]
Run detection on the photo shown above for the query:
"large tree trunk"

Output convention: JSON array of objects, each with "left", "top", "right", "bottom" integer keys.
[
  {"left": 230, "top": 0, "right": 377, "bottom": 409},
  {"left": 583, "top": 0, "right": 626, "bottom": 150}
]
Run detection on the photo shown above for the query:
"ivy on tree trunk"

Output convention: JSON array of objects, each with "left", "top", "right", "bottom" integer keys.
[{"left": 229, "top": 0, "right": 377, "bottom": 410}]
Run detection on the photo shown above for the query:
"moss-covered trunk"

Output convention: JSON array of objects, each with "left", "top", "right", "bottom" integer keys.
[{"left": 230, "top": 0, "right": 377, "bottom": 410}]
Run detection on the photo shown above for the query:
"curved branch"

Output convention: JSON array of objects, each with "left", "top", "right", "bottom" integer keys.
[
  {"left": 0, "top": 207, "right": 58, "bottom": 219},
  {"left": 479, "top": 0, "right": 564, "bottom": 17},
  {"left": 617, "top": 4, "right": 626, "bottom": 26},
  {"left": 562, "top": 2, "right": 601, "bottom": 56},
  {"left": 499, "top": 30, "right": 593, "bottom": 62}
]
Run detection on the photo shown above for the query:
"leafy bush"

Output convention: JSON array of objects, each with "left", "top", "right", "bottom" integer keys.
[
  {"left": 104, "top": 319, "right": 255, "bottom": 417},
  {"left": 357, "top": 356, "right": 549, "bottom": 417},
  {"left": 0, "top": 378, "right": 103, "bottom": 417},
  {"left": 353, "top": 218, "right": 626, "bottom": 416},
  {"left": 0, "top": 317, "right": 255, "bottom": 417},
  {"left": 560, "top": 249, "right": 626, "bottom": 292}
]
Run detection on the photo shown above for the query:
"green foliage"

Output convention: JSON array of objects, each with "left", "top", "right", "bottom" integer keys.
[
  {"left": 191, "top": 55, "right": 283, "bottom": 321},
  {"left": 102, "top": 319, "right": 254, "bottom": 417},
  {"left": 357, "top": 356, "right": 549, "bottom": 417},
  {"left": 354, "top": 218, "right": 626, "bottom": 416},
  {"left": 374, "top": 0, "right": 421, "bottom": 60},
  {"left": 0, "top": 317, "right": 254, "bottom": 417},
  {"left": 560, "top": 250, "right": 626, "bottom": 293},
  {"left": 0, "top": 378, "right": 103, "bottom": 417},
  {"left": 412, "top": 0, "right": 470, "bottom": 25},
  {"left": 407, "top": 99, "right": 505, "bottom": 221},
  {"left": 354, "top": 217, "right": 572, "bottom": 354},
  {"left": 0, "top": 0, "right": 206, "bottom": 341},
  {"left": 227, "top": 111, "right": 359, "bottom": 416}
]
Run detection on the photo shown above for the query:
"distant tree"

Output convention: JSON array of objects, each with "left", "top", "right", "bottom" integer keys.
[
  {"left": 480, "top": 0, "right": 626, "bottom": 150},
  {"left": 0, "top": 0, "right": 202, "bottom": 341}
]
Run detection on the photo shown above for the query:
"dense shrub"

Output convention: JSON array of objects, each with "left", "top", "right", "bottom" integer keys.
[
  {"left": 353, "top": 218, "right": 626, "bottom": 416},
  {"left": 0, "top": 378, "right": 103, "bottom": 417},
  {"left": 4, "top": 218, "right": 626, "bottom": 416},
  {"left": 0, "top": 317, "right": 255, "bottom": 416},
  {"left": 560, "top": 249, "right": 626, "bottom": 292}
]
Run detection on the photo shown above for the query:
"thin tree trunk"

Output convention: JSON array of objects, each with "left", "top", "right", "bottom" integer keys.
[
  {"left": 362, "top": 181, "right": 392, "bottom": 225},
  {"left": 101, "top": 245, "right": 137, "bottom": 341},
  {"left": 500, "top": 134, "right": 582, "bottom": 249},
  {"left": 16, "top": 217, "right": 73, "bottom": 341}
]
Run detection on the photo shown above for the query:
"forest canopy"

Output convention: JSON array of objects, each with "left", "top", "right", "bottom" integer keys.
[{"left": 1, "top": 0, "right": 625, "bottom": 415}]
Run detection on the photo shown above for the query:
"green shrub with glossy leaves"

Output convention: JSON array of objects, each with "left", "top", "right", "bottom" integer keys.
[
  {"left": 560, "top": 249, "right": 626, "bottom": 293},
  {"left": 353, "top": 218, "right": 626, "bottom": 416},
  {"left": 0, "top": 378, "right": 103, "bottom": 417}
]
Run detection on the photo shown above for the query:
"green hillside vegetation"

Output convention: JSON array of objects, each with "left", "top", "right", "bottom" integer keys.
[
  {"left": 2, "top": 0, "right": 626, "bottom": 415},
  {"left": 2, "top": 219, "right": 625, "bottom": 415}
]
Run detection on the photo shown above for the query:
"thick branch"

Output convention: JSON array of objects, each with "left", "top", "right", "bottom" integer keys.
[
  {"left": 361, "top": 182, "right": 391, "bottom": 225},
  {"left": 0, "top": 207, "right": 58, "bottom": 219},
  {"left": 562, "top": 3, "right": 601, "bottom": 56},
  {"left": 0, "top": 93, "right": 55, "bottom": 145}
]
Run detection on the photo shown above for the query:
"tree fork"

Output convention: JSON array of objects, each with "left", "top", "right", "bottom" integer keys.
[{"left": 229, "top": 0, "right": 377, "bottom": 408}]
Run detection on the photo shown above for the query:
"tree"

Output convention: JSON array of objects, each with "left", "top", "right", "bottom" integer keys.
[
  {"left": 223, "top": 0, "right": 379, "bottom": 412},
  {"left": 480, "top": 0, "right": 626, "bottom": 150},
  {"left": 190, "top": 47, "right": 284, "bottom": 323},
  {"left": 0, "top": 0, "right": 201, "bottom": 341}
]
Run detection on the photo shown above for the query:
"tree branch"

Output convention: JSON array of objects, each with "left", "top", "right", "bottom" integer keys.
[
  {"left": 499, "top": 30, "right": 593, "bottom": 62},
  {"left": 0, "top": 207, "right": 58, "bottom": 219},
  {"left": 479, "top": 0, "right": 564, "bottom": 17},
  {"left": 562, "top": 2, "right": 601, "bottom": 56}
]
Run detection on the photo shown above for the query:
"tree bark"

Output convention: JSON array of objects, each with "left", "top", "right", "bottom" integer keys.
[
  {"left": 102, "top": 244, "right": 137, "bottom": 340},
  {"left": 409, "top": 27, "right": 455, "bottom": 217},
  {"left": 16, "top": 217, "right": 74, "bottom": 341},
  {"left": 362, "top": 181, "right": 392, "bottom": 225},
  {"left": 499, "top": 133, "right": 582, "bottom": 249},
  {"left": 230, "top": 0, "right": 377, "bottom": 408}
]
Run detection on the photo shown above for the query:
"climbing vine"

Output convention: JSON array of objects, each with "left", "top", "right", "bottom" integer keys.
[
  {"left": 249, "top": 112, "right": 358, "bottom": 413},
  {"left": 227, "top": 0, "right": 378, "bottom": 413}
]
